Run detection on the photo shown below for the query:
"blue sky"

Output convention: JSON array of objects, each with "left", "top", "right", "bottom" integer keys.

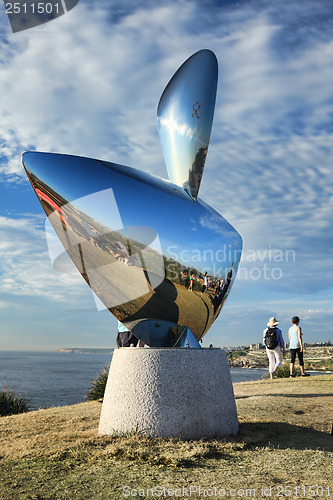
[{"left": 0, "top": 0, "right": 332, "bottom": 350}]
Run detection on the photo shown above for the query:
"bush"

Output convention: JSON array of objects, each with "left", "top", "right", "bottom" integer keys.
[
  {"left": 86, "top": 364, "right": 109, "bottom": 401},
  {"left": 276, "top": 364, "right": 301, "bottom": 378},
  {"left": 227, "top": 350, "right": 248, "bottom": 360},
  {"left": 0, "top": 389, "right": 29, "bottom": 416}
]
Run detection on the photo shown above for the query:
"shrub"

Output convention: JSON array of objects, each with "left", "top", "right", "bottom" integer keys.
[
  {"left": 276, "top": 364, "right": 301, "bottom": 378},
  {"left": 227, "top": 350, "right": 248, "bottom": 360},
  {"left": 0, "top": 389, "right": 29, "bottom": 416},
  {"left": 86, "top": 364, "right": 110, "bottom": 401}
]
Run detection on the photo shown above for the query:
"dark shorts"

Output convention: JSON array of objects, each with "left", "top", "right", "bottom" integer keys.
[
  {"left": 116, "top": 331, "right": 139, "bottom": 348},
  {"left": 290, "top": 348, "right": 304, "bottom": 366},
  {"left": 202, "top": 285, "right": 206, "bottom": 293}
]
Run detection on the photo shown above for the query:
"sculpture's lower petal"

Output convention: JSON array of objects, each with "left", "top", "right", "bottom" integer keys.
[{"left": 23, "top": 151, "right": 242, "bottom": 346}]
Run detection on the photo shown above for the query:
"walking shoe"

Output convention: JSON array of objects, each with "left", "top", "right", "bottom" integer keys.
[
  {"left": 301, "top": 373, "right": 310, "bottom": 376},
  {"left": 289, "top": 373, "right": 295, "bottom": 377},
  {"left": 272, "top": 370, "right": 277, "bottom": 378}
]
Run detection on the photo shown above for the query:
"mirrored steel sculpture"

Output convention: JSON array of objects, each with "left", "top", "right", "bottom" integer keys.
[{"left": 22, "top": 49, "right": 242, "bottom": 347}]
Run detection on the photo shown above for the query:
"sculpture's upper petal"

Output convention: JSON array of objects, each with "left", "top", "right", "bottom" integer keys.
[{"left": 157, "top": 49, "right": 218, "bottom": 202}]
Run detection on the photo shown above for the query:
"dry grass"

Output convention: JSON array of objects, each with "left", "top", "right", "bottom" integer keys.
[
  {"left": 235, "top": 375, "right": 333, "bottom": 434},
  {"left": 0, "top": 375, "right": 332, "bottom": 499}
]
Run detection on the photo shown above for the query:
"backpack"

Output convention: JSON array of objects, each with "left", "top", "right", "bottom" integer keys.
[{"left": 264, "top": 327, "right": 278, "bottom": 349}]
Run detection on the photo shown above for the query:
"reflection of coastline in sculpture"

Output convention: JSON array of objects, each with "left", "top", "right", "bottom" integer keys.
[
  {"left": 38, "top": 192, "right": 219, "bottom": 340},
  {"left": 27, "top": 175, "right": 163, "bottom": 275},
  {"left": 46, "top": 202, "right": 231, "bottom": 340},
  {"left": 77, "top": 243, "right": 224, "bottom": 341},
  {"left": 32, "top": 179, "right": 161, "bottom": 267},
  {"left": 111, "top": 277, "right": 215, "bottom": 341}
]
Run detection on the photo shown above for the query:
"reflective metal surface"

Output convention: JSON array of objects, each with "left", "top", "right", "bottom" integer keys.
[
  {"left": 22, "top": 50, "right": 242, "bottom": 347},
  {"left": 157, "top": 50, "right": 218, "bottom": 201},
  {"left": 23, "top": 151, "right": 241, "bottom": 347}
]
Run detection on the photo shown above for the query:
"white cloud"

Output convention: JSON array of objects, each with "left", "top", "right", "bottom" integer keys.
[
  {"left": 1, "top": 1, "right": 331, "bottom": 190},
  {"left": 0, "top": 215, "right": 90, "bottom": 304},
  {"left": 0, "top": 2, "right": 195, "bottom": 179}
]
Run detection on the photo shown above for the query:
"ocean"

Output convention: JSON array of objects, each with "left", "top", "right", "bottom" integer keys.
[{"left": 0, "top": 350, "right": 270, "bottom": 410}]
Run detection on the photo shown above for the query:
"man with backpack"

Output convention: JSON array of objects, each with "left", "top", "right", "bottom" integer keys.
[{"left": 263, "top": 317, "right": 285, "bottom": 379}]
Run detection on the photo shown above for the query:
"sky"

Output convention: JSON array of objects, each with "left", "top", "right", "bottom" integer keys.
[{"left": 0, "top": 0, "right": 332, "bottom": 350}]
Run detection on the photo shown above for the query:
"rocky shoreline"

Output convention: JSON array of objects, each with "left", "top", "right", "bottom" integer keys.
[{"left": 227, "top": 345, "right": 333, "bottom": 371}]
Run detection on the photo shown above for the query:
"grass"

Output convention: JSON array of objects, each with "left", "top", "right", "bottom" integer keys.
[{"left": 0, "top": 375, "right": 332, "bottom": 499}]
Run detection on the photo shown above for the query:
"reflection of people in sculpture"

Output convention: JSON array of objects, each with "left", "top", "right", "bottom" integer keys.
[
  {"left": 116, "top": 320, "right": 139, "bottom": 347},
  {"left": 263, "top": 317, "right": 285, "bottom": 379},
  {"left": 288, "top": 316, "right": 309, "bottom": 377},
  {"left": 226, "top": 263, "right": 234, "bottom": 285},
  {"left": 188, "top": 273, "right": 194, "bottom": 291},
  {"left": 212, "top": 267, "right": 233, "bottom": 313},
  {"left": 201, "top": 272, "right": 208, "bottom": 297},
  {"left": 212, "top": 278, "right": 218, "bottom": 294},
  {"left": 221, "top": 264, "right": 234, "bottom": 300},
  {"left": 216, "top": 277, "right": 224, "bottom": 294},
  {"left": 114, "top": 241, "right": 129, "bottom": 265}
]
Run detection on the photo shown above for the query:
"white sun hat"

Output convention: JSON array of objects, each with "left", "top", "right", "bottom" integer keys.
[{"left": 267, "top": 317, "right": 279, "bottom": 327}]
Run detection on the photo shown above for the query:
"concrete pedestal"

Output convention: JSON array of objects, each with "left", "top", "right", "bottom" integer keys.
[{"left": 98, "top": 348, "right": 238, "bottom": 440}]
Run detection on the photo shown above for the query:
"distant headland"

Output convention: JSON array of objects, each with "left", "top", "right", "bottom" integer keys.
[{"left": 56, "top": 348, "right": 113, "bottom": 354}]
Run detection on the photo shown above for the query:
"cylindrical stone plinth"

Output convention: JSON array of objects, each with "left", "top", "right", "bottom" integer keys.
[{"left": 98, "top": 348, "right": 238, "bottom": 440}]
